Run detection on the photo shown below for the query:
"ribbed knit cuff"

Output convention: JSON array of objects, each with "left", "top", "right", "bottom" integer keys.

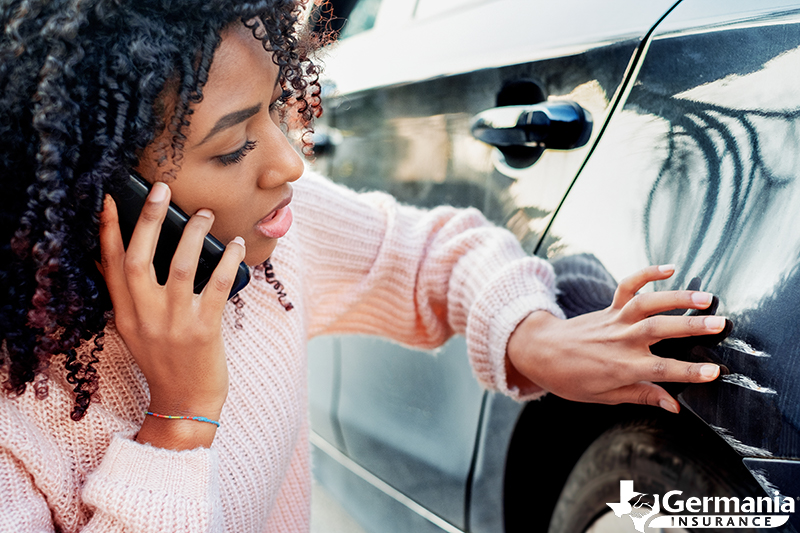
[
  {"left": 82, "top": 434, "right": 221, "bottom": 531},
  {"left": 467, "top": 257, "right": 565, "bottom": 402}
]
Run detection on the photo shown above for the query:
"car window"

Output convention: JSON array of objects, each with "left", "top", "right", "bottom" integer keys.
[{"left": 340, "top": 0, "right": 383, "bottom": 39}]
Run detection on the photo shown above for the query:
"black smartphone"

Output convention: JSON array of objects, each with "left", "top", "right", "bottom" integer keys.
[{"left": 111, "top": 171, "right": 250, "bottom": 299}]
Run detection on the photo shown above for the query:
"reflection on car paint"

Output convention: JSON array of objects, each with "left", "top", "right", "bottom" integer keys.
[{"left": 640, "top": 80, "right": 800, "bottom": 305}]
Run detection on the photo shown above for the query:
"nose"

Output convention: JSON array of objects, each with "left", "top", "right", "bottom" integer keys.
[{"left": 257, "top": 125, "right": 304, "bottom": 189}]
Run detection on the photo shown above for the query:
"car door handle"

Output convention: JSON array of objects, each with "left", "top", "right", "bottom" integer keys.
[{"left": 470, "top": 101, "right": 593, "bottom": 150}]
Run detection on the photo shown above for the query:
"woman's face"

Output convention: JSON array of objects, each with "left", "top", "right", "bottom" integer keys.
[{"left": 136, "top": 22, "right": 304, "bottom": 266}]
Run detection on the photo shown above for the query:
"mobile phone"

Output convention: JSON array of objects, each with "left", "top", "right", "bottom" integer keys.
[{"left": 111, "top": 171, "right": 250, "bottom": 299}]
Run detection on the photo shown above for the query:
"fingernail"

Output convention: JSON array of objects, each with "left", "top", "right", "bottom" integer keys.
[
  {"left": 691, "top": 292, "right": 713, "bottom": 306},
  {"left": 659, "top": 399, "right": 679, "bottom": 413},
  {"left": 700, "top": 364, "right": 719, "bottom": 380},
  {"left": 704, "top": 316, "right": 726, "bottom": 331},
  {"left": 149, "top": 182, "right": 169, "bottom": 203},
  {"left": 232, "top": 236, "right": 245, "bottom": 248},
  {"left": 659, "top": 264, "right": 676, "bottom": 273},
  {"left": 195, "top": 208, "right": 213, "bottom": 219}
]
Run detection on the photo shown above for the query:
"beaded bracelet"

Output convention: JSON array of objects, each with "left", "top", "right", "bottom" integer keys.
[{"left": 145, "top": 411, "right": 221, "bottom": 428}]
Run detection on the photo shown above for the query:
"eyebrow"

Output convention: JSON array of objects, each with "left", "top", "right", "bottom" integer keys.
[{"left": 197, "top": 103, "right": 262, "bottom": 146}]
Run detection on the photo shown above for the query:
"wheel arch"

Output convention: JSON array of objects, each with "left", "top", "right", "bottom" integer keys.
[{"left": 502, "top": 395, "right": 767, "bottom": 533}]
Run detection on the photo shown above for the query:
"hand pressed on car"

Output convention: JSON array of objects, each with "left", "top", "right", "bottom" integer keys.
[{"left": 506, "top": 264, "right": 724, "bottom": 413}]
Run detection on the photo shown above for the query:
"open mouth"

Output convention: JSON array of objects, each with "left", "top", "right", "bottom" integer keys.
[{"left": 255, "top": 192, "right": 294, "bottom": 239}]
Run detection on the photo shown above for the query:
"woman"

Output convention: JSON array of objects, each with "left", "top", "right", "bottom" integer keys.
[{"left": 0, "top": 0, "right": 726, "bottom": 530}]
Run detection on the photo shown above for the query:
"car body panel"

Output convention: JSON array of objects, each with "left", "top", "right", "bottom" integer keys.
[
  {"left": 465, "top": 392, "right": 523, "bottom": 533},
  {"left": 541, "top": 2, "right": 800, "bottom": 527},
  {"left": 335, "top": 335, "right": 483, "bottom": 528}
]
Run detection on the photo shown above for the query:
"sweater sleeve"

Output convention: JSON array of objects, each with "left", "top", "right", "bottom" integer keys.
[
  {"left": 0, "top": 446, "right": 55, "bottom": 533},
  {"left": 0, "top": 399, "right": 222, "bottom": 533},
  {"left": 293, "top": 171, "right": 565, "bottom": 400},
  {"left": 80, "top": 435, "right": 223, "bottom": 532}
]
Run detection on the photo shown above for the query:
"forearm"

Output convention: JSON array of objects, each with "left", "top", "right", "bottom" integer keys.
[{"left": 296, "top": 172, "right": 556, "bottom": 345}]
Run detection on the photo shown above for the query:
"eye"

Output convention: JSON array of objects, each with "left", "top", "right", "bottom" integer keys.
[{"left": 216, "top": 139, "right": 257, "bottom": 166}]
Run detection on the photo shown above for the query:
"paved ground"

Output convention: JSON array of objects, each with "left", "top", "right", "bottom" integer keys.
[{"left": 311, "top": 480, "right": 369, "bottom": 533}]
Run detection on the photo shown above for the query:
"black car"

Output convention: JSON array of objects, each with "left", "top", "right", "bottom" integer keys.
[{"left": 307, "top": 1, "right": 800, "bottom": 531}]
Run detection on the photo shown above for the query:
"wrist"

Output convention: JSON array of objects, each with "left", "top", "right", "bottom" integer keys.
[
  {"left": 136, "top": 414, "right": 219, "bottom": 450},
  {"left": 137, "top": 396, "right": 226, "bottom": 451},
  {"left": 147, "top": 388, "right": 227, "bottom": 422},
  {"left": 506, "top": 310, "right": 562, "bottom": 390}
]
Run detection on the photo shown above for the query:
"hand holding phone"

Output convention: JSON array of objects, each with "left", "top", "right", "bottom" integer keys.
[
  {"left": 111, "top": 171, "right": 250, "bottom": 299},
  {"left": 98, "top": 178, "right": 245, "bottom": 449}
]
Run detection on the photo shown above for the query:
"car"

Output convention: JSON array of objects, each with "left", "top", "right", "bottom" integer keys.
[{"left": 306, "top": 1, "right": 800, "bottom": 532}]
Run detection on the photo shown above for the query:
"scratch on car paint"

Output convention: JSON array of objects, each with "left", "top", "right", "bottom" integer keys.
[
  {"left": 722, "top": 338, "right": 771, "bottom": 358},
  {"left": 710, "top": 425, "right": 774, "bottom": 457},
  {"left": 750, "top": 468, "right": 782, "bottom": 497},
  {"left": 720, "top": 373, "right": 777, "bottom": 395}
]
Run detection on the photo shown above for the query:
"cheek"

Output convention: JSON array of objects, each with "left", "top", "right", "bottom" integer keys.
[
  {"left": 174, "top": 182, "right": 252, "bottom": 240},
  {"left": 209, "top": 208, "right": 252, "bottom": 243}
]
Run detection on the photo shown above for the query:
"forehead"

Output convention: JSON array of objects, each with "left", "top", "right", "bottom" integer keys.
[{"left": 201, "top": 23, "right": 281, "bottom": 107}]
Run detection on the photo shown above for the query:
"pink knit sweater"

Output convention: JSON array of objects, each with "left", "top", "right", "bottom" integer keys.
[{"left": 0, "top": 172, "right": 563, "bottom": 532}]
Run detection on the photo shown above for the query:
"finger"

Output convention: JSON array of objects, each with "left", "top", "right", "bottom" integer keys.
[
  {"left": 124, "top": 182, "right": 170, "bottom": 292},
  {"left": 200, "top": 236, "right": 246, "bottom": 314},
  {"left": 166, "top": 208, "right": 215, "bottom": 300},
  {"left": 620, "top": 290, "right": 714, "bottom": 321},
  {"left": 632, "top": 314, "right": 727, "bottom": 344},
  {"left": 611, "top": 264, "right": 675, "bottom": 309},
  {"left": 630, "top": 353, "right": 720, "bottom": 385},
  {"left": 98, "top": 195, "right": 134, "bottom": 315},
  {"left": 599, "top": 382, "right": 681, "bottom": 414}
]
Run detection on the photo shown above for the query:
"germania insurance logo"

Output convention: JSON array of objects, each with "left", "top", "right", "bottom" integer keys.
[{"left": 607, "top": 480, "right": 794, "bottom": 531}]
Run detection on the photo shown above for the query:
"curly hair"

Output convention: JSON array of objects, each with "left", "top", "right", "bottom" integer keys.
[{"left": 0, "top": 0, "right": 326, "bottom": 421}]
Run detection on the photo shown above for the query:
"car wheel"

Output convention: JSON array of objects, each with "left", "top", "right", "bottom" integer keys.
[{"left": 547, "top": 417, "right": 764, "bottom": 533}]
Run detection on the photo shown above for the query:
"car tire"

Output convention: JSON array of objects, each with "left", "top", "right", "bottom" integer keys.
[{"left": 547, "top": 417, "right": 765, "bottom": 533}]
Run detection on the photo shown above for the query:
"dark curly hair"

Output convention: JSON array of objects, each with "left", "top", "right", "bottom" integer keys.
[{"left": 0, "top": 0, "right": 326, "bottom": 421}]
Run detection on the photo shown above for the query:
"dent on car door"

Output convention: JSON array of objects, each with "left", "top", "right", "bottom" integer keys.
[
  {"left": 540, "top": 0, "right": 800, "bottom": 519},
  {"left": 308, "top": 0, "right": 677, "bottom": 530}
]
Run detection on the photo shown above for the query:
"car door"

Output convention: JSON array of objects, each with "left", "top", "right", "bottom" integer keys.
[
  {"left": 539, "top": 1, "right": 800, "bottom": 528},
  {"left": 308, "top": 1, "right": 680, "bottom": 531}
]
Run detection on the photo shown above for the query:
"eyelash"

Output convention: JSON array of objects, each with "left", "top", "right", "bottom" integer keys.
[
  {"left": 214, "top": 89, "right": 289, "bottom": 166},
  {"left": 217, "top": 139, "right": 257, "bottom": 166}
]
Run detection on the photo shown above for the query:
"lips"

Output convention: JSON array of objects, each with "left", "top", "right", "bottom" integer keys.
[{"left": 255, "top": 189, "right": 294, "bottom": 239}]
